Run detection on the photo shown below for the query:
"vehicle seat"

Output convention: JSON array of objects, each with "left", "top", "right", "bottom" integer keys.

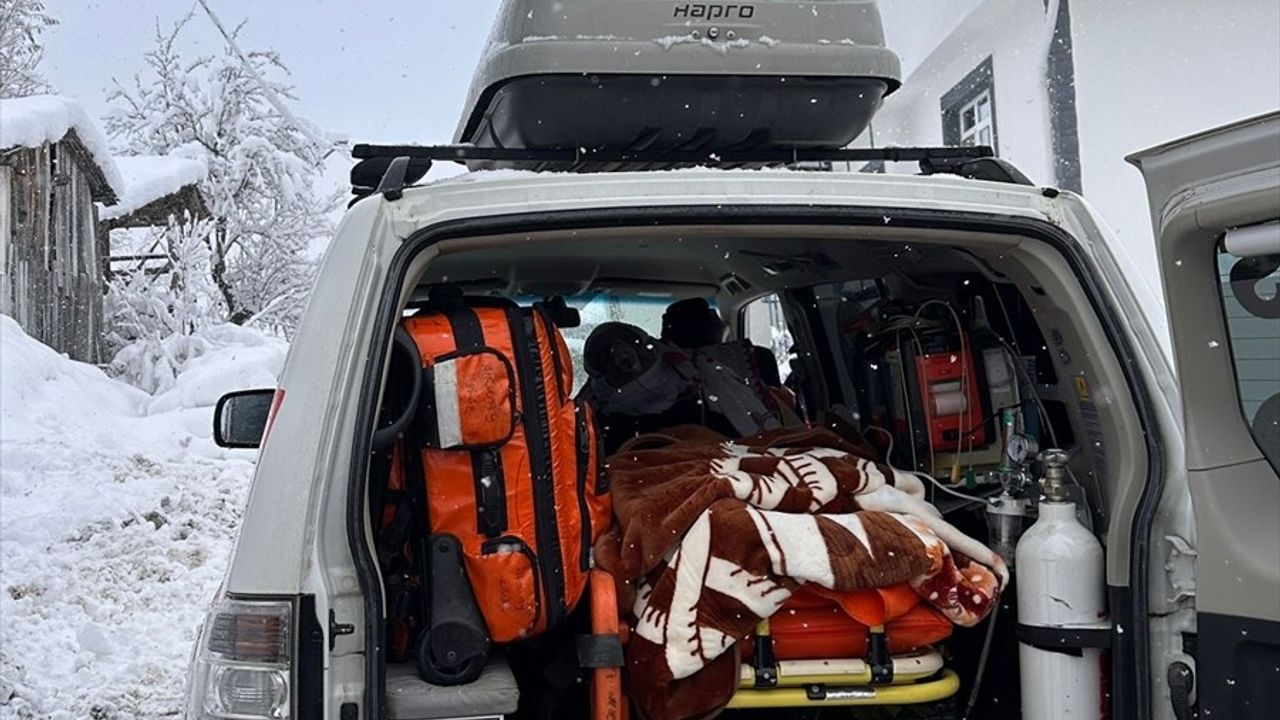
[
  {"left": 579, "top": 322, "right": 739, "bottom": 453},
  {"left": 660, "top": 297, "right": 782, "bottom": 387},
  {"left": 386, "top": 655, "right": 520, "bottom": 720}
]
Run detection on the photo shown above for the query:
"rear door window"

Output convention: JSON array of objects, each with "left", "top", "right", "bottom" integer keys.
[
  {"left": 558, "top": 294, "right": 684, "bottom": 394},
  {"left": 742, "top": 294, "right": 792, "bottom": 382},
  {"left": 1217, "top": 236, "right": 1280, "bottom": 472}
]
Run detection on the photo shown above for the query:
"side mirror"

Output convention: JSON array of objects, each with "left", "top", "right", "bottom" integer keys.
[{"left": 213, "top": 389, "right": 277, "bottom": 449}]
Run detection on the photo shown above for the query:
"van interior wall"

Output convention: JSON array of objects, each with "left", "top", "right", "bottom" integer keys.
[
  {"left": 407, "top": 223, "right": 1143, "bottom": 525},
  {"left": 396, "top": 222, "right": 1148, "bottom": 555},
  {"left": 369, "top": 222, "right": 1148, "bottom": 717}
]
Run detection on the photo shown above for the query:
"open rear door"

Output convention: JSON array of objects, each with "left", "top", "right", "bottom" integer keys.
[{"left": 1129, "top": 112, "right": 1280, "bottom": 719}]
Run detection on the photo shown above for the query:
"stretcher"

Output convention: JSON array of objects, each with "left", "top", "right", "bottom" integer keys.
[{"left": 588, "top": 570, "right": 960, "bottom": 719}]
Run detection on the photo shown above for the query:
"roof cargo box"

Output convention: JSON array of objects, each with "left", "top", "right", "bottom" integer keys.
[{"left": 456, "top": 0, "right": 901, "bottom": 162}]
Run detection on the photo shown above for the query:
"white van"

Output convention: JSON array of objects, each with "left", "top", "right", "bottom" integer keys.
[
  {"left": 187, "top": 110, "right": 1280, "bottom": 720},
  {"left": 183, "top": 3, "right": 1280, "bottom": 720}
]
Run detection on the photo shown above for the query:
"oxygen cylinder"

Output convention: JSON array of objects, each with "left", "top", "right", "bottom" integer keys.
[{"left": 1015, "top": 450, "right": 1106, "bottom": 720}]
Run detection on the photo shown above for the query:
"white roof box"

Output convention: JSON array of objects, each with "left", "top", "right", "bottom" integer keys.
[{"left": 456, "top": 0, "right": 901, "bottom": 158}]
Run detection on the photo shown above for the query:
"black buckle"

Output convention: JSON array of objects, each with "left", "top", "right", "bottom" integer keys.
[
  {"left": 576, "top": 634, "right": 625, "bottom": 668},
  {"left": 867, "top": 626, "right": 894, "bottom": 685}
]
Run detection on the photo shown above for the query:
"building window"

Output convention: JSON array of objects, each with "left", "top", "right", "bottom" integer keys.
[
  {"left": 958, "top": 90, "right": 995, "bottom": 147},
  {"left": 941, "top": 57, "right": 998, "bottom": 152}
]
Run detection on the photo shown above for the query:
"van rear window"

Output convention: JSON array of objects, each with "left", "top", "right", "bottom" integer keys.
[{"left": 1217, "top": 248, "right": 1280, "bottom": 473}]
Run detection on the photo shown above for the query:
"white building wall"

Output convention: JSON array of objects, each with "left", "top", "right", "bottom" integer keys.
[
  {"left": 878, "top": 0, "right": 985, "bottom": 78},
  {"left": 869, "top": 0, "right": 1279, "bottom": 348},
  {"left": 870, "top": 0, "right": 1058, "bottom": 183},
  {"left": 1070, "top": 0, "right": 1280, "bottom": 306}
]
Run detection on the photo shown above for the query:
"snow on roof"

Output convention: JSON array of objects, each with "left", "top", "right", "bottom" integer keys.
[
  {"left": 0, "top": 95, "right": 125, "bottom": 198},
  {"left": 100, "top": 155, "right": 208, "bottom": 221}
]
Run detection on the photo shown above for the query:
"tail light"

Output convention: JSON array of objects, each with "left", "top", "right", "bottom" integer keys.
[{"left": 186, "top": 597, "right": 293, "bottom": 719}]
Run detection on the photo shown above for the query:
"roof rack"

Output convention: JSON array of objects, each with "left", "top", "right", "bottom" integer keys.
[{"left": 349, "top": 143, "right": 1032, "bottom": 202}]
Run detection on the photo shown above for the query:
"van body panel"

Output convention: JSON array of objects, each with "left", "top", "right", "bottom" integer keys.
[
  {"left": 221, "top": 167, "right": 1186, "bottom": 718},
  {"left": 391, "top": 170, "right": 1072, "bottom": 240},
  {"left": 1129, "top": 111, "right": 1280, "bottom": 621},
  {"left": 223, "top": 199, "right": 385, "bottom": 595},
  {"left": 230, "top": 166, "right": 1179, "bottom": 595},
  {"left": 1130, "top": 111, "right": 1280, "bottom": 719}
]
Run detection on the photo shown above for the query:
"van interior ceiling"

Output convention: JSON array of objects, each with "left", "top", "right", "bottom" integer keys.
[{"left": 365, "top": 222, "right": 1148, "bottom": 720}]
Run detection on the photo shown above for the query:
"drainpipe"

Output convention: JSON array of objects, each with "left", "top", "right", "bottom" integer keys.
[{"left": 1037, "top": 0, "right": 1062, "bottom": 182}]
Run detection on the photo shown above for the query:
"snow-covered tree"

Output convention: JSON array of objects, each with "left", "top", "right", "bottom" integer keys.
[
  {"left": 104, "top": 216, "right": 223, "bottom": 393},
  {"left": 105, "top": 14, "right": 333, "bottom": 332},
  {"left": 0, "top": 0, "right": 57, "bottom": 97}
]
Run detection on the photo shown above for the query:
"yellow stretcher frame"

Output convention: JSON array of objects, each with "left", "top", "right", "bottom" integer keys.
[
  {"left": 736, "top": 648, "right": 946, "bottom": 688},
  {"left": 726, "top": 669, "right": 961, "bottom": 709}
]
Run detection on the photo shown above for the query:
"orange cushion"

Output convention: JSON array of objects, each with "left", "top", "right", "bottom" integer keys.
[
  {"left": 748, "top": 584, "right": 952, "bottom": 661},
  {"left": 799, "top": 583, "right": 921, "bottom": 627}
]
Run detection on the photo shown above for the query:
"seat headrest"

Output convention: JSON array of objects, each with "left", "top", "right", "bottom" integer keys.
[
  {"left": 584, "top": 322, "right": 658, "bottom": 389},
  {"left": 534, "top": 295, "right": 581, "bottom": 328},
  {"left": 661, "top": 298, "right": 725, "bottom": 349}
]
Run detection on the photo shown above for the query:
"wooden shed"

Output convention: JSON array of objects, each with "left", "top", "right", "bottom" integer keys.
[
  {"left": 1, "top": 96, "right": 122, "bottom": 363},
  {"left": 99, "top": 154, "right": 210, "bottom": 279}
]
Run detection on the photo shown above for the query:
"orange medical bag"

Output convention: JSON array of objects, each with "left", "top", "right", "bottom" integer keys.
[{"left": 378, "top": 293, "right": 612, "bottom": 683}]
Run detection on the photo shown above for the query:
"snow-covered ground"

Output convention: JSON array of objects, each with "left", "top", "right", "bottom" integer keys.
[{"left": 0, "top": 316, "right": 286, "bottom": 720}]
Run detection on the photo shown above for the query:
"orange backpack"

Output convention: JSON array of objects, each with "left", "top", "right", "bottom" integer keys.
[{"left": 381, "top": 296, "right": 611, "bottom": 681}]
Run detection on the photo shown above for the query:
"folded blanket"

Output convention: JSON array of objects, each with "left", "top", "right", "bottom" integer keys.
[{"left": 593, "top": 426, "right": 1006, "bottom": 720}]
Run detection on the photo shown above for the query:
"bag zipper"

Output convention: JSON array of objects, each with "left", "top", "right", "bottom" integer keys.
[
  {"left": 535, "top": 309, "right": 567, "bottom": 402},
  {"left": 480, "top": 535, "right": 542, "bottom": 627},
  {"left": 574, "top": 400, "right": 593, "bottom": 572},
  {"left": 507, "top": 307, "right": 566, "bottom": 629},
  {"left": 593, "top": 408, "right": 610, "bottom": 495}
]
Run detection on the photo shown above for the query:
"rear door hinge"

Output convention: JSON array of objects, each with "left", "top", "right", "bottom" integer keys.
[
  {"left": 329, "top": 609, "right": 356, "bottom": 651},
  {"left": 1164, "top": 535, "right": 1197, "bottom": 604}
]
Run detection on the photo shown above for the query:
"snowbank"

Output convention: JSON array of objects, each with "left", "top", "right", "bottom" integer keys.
[
  {"left": 0, "top": 95, "right": 125, "bottom": 197},
  {"left": 146, "top": 324, "right": 288, "bottom": 416},
  {"left": 99, "top": 155, "right": 208, "bottom": 221},
  {"left": 0, "top": 315, "right": 285, "bottom": 719}
]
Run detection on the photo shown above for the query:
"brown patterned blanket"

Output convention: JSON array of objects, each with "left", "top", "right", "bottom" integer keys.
[{"left": 593, "top": 426, "right": 1007, "bottom": 720}]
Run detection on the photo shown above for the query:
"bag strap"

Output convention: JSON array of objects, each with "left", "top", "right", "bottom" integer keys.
[
  {"left": 614, "top": 432, "right": 685, "bottom": 455},
  {"left": 441, "top": 308, "right": 508, "bottom": 539}
]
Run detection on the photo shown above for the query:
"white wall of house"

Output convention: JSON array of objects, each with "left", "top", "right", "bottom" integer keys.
[
  {"left": 870, "top": 0, "right": 1279, "bottom": 346},
  {"left": 878, "top": 0, "right": 985, "bottom": 78},
  {"left": 1070, "top": 0, "right": 1280, "bottom": 290},
  {"left": 871, "top": 0, "right": 1059, "bottom": 184}
]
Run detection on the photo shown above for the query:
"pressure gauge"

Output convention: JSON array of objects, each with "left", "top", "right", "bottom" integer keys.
[{"left": 1006, "top": 433, "right": 1034, "bottom": 466}]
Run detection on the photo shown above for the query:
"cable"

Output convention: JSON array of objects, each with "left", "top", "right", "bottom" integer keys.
[
  {"left": 958, "top": 403, "right": 1022, "bottom": 440},
  {"left": 980, "top": 331, "right": 1087, "bottom": 488},
  {"left": 981, "top": 332, "right": 1061, "bottom": 451},
  {"left": 911, "top": 299, "right": 973, "bottom": 484},
  {"left": 867, "top": 426, "right": 992, "bottom": 511},
  {"left": 865, "top": 422, "right": 895, "bottom": 462},
  {"left": 894, "top": 329, "right": 921, "bottom": 473},
  {"left": 904, "top": 323, "right": 937, "bottom": 481},
  {"left": 904, "top": 467, "right": 995, "bottom": 508},
  {"left": 993, "top": 286, "right": 1024, "bottom": 359},
  {"left": 962, "top": 597, "right": 1001, "bottom": 720}
]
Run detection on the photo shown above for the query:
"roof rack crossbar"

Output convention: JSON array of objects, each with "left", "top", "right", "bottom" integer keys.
[{"left": 350, "top": 143, "right": 996, "bottom": 165}]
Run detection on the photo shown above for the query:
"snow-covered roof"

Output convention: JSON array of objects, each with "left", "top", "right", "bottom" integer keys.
[
  {"left": 100, "top": 155, "right": 208, "bottom": 221},
  {"left": 0, "top": 95, "right": 125, "bottom": 199}
]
